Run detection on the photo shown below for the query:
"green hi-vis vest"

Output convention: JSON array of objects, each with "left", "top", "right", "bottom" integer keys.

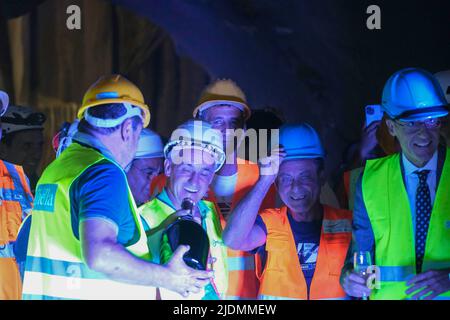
[
  {"left": 140, "top": 197, "right": 228, "bottom": 299},
  {"left": 362, "top": 151, "right": 450, "bottom": 300},
  {"left": 22, "top": 143, "right": 155, "bottom": 300}
]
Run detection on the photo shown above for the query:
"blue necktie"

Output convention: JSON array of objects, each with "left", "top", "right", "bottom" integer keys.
[{"left": 414, "top": 170, "right": 431, "bottom": 274}]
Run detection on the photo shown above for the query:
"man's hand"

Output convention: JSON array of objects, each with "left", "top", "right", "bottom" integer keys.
[
  {"left": 341, "top": 270, "right": 372, "bottom": 298},
  {"left": 258, "top": 147, "right": 286, "bottom": 180},
  {"left": 163, "top": 245, "right": 213, "bottom": 298},
  {"left": 359, "top": 120, "right": 381, "bottom": 161},
  {"left": 406, "top": 269, "right": 450, "bottom": 300}
]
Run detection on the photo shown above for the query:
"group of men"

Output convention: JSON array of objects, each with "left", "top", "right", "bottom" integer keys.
[{"left": 0, "top": 67, "right": 449, "bottom": 300}]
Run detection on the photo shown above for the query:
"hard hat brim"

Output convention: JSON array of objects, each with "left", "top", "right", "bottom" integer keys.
[
  {"left": 193, "top": 100, "right": 251, "bottom": 120},
  {"left": 388, "top": 105, "right": 449, "bottom": 122},
  {"left": 134, "top": 151, "right": 164, "bottom": 159},
  {"left": 78, "top": 99, "right": 150, "bottom": 127}
]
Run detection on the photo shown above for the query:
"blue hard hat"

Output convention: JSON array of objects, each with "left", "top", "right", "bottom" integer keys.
[
  {"left": 279, "top": 123, "right": 325, "bottom": 160},
  {"left": 382, "top": 68, "right": 449, "bottom": 121}
]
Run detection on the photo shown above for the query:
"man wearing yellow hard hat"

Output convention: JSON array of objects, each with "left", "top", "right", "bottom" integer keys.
[{"left": 21, "top": 75, "right": 212, "bottom": 300}]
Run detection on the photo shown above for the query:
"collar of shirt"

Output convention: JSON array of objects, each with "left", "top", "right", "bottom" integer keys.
[
  {"left": 402, "top": 150, "right": 438, "bottom": 177},
  {"left": 72, "top": 132, "right": 119, "bottom": 165}
]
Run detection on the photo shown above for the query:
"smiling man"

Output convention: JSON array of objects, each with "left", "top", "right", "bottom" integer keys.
[
  {"left": 140, "top": 120, "right": 229, "bottom": 300},
  {"left": 223, "top": 123, "right": 352, "bottom": 300},
  {"left": 341, "top": 68, "right": 450, "bottom": 300}
]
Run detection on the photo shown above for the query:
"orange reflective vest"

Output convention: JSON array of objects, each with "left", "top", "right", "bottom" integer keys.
[
  {"left": 258, "top": 205, "right": 352, "bottom": 300},
  {"left": 0, "top": 160, "right": 33, "bottom": 300},
  {"left": 150, "top": 159, "right": 276, "bottom": 299}
]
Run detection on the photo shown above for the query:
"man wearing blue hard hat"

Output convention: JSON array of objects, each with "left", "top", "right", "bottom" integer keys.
[
  {"left": 341, "top": 68, "right": 450, "bottom": 300},
  {"left": 223, "top": 123, "right": 352, "bottom": 300}
]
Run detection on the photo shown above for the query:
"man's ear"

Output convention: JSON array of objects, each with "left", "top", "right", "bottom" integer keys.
[
  {"left": 163, "top": 158, "right": 172, "bottom": 177},
  {"left": 120, "top": 118, "right": 134, "bottom": 141},
  {"left": 385, "top": 119, "right": 397, "bottom": 137}
]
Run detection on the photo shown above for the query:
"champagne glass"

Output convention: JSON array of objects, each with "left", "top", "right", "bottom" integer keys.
[{"left": 353, "top": 251, "right": 372, "bottom": 300}]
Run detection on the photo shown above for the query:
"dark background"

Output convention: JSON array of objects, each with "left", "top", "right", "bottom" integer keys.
[{"left": 1, "top": 0, "right": 449, "bottom": 180}]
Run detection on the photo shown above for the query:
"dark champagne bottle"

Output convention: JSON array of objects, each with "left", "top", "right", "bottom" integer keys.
[{"left": 163, "top": 198, "right": 210, "bottom": 270}]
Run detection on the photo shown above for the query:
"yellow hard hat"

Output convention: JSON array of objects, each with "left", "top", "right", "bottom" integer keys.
[
  {"left": 78, "top": 75, "right": 150, "bottom": 127},
  {"left": 193, "top": 79, "right": 251, "bottom": 121}
]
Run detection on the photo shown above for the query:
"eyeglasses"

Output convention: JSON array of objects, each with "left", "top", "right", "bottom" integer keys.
[{"left": 394, "top": 118, "right": 442, "bottom": 133}]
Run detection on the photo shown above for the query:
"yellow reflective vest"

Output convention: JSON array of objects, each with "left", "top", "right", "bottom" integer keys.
[
  {"left": 362, "top": 150, "right": 450, "bottom": 300},
  {"left": 22, "top": 142, "right": 155, "bottom": 300}
]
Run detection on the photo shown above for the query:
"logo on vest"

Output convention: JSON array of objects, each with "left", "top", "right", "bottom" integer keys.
[
  {"left": 446, "top": 221, "right": 450, "bottom": 229},
  {"left": 34, "top": 184, "right": 58, "bottom": 212}
]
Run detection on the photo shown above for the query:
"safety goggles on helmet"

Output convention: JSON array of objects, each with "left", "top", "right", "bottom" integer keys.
[{"left": 84, "top": 102, "right": 143, "bottom": 128}]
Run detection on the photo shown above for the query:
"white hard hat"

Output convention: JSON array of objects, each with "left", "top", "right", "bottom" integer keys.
[
  {"left": 134, "top": 128, "right": 164, "bottom": 159},
  {"left": 1, "top": 105, "right": 46, "bottom": 136},
  {"left": 0, "top": 90, "right": 9, "bottom": 116},
  {"left": 164, "top": 120, "right": 225, "bottom": 172},
  {"left": 434, "top": 70, "right": 450, "bottom": 104}
]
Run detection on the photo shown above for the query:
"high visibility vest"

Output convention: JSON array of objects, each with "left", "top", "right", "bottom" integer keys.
[
  {"left": 22, "top": 142, "right": 155, "bottom": 300},
  {"left": 343, "top": 167, "right": 364, "bottom": 211},
  {"left": 140, "top": 196, "right": 228, "bottom": 299},
  {"left": 258, "top": 205, "right": 352, "bottom": 300},
  {"left": 150, "top": 159, "right": 276, "bottom": 299},
  {"left": 0, "top": 160, "right": 33, "bottom": 300},
  {"left": 362, "top": 151, "right": 450, "bottom": 300}
]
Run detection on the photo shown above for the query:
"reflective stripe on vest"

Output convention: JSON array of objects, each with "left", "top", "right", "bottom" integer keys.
[
  {"left": 258, "top": 205, "right": 352, "bottom": 300},
  {"left": 227, "top": 255, "right": 255, "bottom": 271},
  {"left": 140, "top": 196, "right": 228, "bottom": 299},
  {"left": 362, "top": 151, "right": 450, "bottom": 300},
  {"left": 22, "top": 142, "right": 154, "bottom": 300}
]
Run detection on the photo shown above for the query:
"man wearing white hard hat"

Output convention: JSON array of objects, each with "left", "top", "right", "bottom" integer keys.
[
  {"left": 126, "top": 128, "right": 164, "bottom": 206},
  {"left": 140, "top": 120, "right": 229, "bottom": 300},
  {"left": 0, "top": 91, "right": 34, "bottom": 300},
  {"left": 0, "top": 105, "right": 46, "bottom": 193},
  {"left": 151, "top": 79, "right": 276, "bottom": 299}
]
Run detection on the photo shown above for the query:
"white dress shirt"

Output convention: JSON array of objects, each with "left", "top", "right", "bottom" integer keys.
[{"left": 402, "top": 151, "right": 438, "bottom": 237}]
